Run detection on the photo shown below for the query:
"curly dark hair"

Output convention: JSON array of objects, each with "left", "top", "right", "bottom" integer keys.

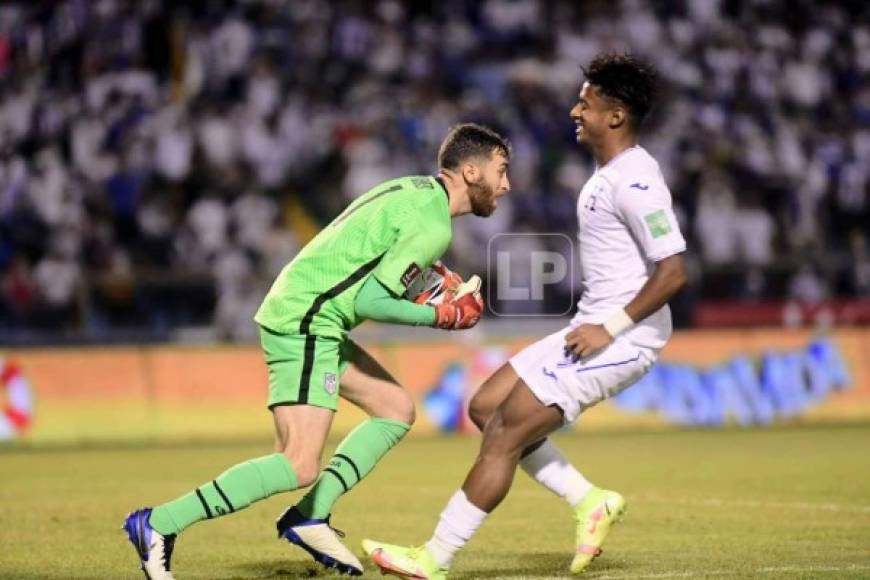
[
  {"left": 582, "top": 53, "right": 659, "bottom": 129},
  {"left": 438, "top": 123, "right": 511, "bottom": 170}
]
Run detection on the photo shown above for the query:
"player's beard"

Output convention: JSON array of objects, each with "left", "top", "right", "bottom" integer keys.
[{"left": 466, "top": 177, "right": 497, "bottom": 217}]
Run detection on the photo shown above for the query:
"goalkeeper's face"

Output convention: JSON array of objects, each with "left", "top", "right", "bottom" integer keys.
[{"left": 466, "top": 150, "right": 510, "bottom": 217}]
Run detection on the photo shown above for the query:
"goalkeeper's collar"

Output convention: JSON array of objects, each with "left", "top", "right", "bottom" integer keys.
[{"left": 434, "top": 176, "right": 449, "bottom": 202}]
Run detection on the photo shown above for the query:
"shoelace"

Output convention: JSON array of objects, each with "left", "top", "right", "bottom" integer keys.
[{"left": 323, "top": 514, "right": 347, "bottom": 538}]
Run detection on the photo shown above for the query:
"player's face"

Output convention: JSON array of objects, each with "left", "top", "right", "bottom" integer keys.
[
  {"left": 466, "top": 150, "right": 510, "bottom": 217},
  {"left": 570, "top": 82, "right": 613, "bottom": 145}
]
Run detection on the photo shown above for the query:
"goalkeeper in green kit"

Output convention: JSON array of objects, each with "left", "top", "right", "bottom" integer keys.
[{"left": 123, "top": 123, "right": 511, "bottom": 579}]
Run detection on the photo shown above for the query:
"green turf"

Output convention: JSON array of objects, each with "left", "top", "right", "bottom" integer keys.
[{"left": 2, "top": 424, "right": 870, "bottom": 579}]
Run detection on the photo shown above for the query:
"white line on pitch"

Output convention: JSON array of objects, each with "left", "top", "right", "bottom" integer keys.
[
  {"left": 634, "top": 494, "right": 870, "bottom": 514},
  {"left": 583, "top": 563, "right": 870, "bottom": 579},
  {"left": 378, "top": 486, "right": 870, "bottom": 514}
]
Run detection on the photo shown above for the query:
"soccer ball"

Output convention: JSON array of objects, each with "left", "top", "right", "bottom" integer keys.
[{"left": 405, "top": 263, "right": 453, "bottom": 305}]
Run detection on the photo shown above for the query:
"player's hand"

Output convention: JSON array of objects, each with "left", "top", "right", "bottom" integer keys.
[
  {"left": 564, "top": 324, "right": 612, "bottom": 360},
  {"left": 434, "top": 292, "right": 484, "bottom": 329},
  {"left": 433, "top": 278, "right": 484, "bottom": 330},
  {"left": 432, "top": 260, "right": 464, "bottom": 298}
]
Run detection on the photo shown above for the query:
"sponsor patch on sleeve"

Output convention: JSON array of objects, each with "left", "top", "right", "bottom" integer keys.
[
  {"left": 400, "top": 263, "right": 422, "bottom": 288},
  {"left": 644, "top": 209, "right": 672, "bottom": 238}
]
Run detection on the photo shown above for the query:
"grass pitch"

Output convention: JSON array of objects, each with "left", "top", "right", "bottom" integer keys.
[{"left": 2, "top": 424, "right": 870, "bottom": 579}]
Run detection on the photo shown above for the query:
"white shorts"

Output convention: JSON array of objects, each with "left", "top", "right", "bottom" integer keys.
[{"left": 509, "top": 326, "right": 657, "bottom": 424}]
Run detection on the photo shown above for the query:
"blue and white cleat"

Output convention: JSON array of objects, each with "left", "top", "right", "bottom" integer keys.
[
  {"left": 276, "top": 506, "right": 364, "bottom": 576},
  {"left": 122, "top": 508, "right": 177, "bottom": 580}
]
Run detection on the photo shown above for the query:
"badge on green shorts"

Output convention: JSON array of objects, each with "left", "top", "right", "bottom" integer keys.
[
  {"left": 324, "top": 372, "right": 337, "bottom": 395},
  {"left": 644, "top": 209, "right": 672, "bottom": 238}
]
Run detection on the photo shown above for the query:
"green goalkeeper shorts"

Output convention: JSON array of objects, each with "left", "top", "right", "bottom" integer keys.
[{"left": 259, "top": 325, "right": 354, "bottom": 411}]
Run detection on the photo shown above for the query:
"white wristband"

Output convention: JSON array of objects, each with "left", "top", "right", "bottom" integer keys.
[{"left": 603, "top": 309, "right": 634, "bottom": 338}]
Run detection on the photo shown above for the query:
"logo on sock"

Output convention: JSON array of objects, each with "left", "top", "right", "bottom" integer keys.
[{"left": 324, "top": 372, "right": 338, "bottom": 395}]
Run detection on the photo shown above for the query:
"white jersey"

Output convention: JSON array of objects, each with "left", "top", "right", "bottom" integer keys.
[{"left": 570, "top": 145, "right": 686, "bottom": 350}]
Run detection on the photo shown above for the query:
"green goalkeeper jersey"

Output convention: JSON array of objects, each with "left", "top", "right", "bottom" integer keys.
[{"left": 255, "top": 175, "right": 452, "bottom": 339}]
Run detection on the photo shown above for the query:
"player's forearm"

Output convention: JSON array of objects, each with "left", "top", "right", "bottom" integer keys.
[
  {"left": 568, "top": 256, "right": 685, "bottom": 355},
  {"left": 355, "top": 276, "right": 437, "bottom": 326},
  {"left": 621, "top": 253, "right": 687, "bottom": 325}
]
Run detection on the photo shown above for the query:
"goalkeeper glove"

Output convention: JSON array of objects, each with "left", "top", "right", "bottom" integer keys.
[
  {"left": 433, "top": 275, "right": 484, "bottom": 330},
  {"left": 432, "top": 261, "right": 463, "bottom": 298}
]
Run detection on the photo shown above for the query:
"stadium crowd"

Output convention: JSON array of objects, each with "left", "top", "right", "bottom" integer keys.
[{"left": 0, "top": 0, "right": 868, "bottom": 341}]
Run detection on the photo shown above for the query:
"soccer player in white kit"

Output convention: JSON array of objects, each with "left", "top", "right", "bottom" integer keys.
[{"left": 363, "top": 53, "right": 688, "bottom": 578}]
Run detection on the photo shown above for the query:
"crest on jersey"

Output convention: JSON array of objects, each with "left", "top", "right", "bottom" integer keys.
[
  {"left": 324, "top": 372, "right": 337, "bottom": 395},
  {"left": 644, "top": 209, "right": 672, "bottom": 238},
  {"left": 584, "top": 194, "right": 598, "bottom": 212}
]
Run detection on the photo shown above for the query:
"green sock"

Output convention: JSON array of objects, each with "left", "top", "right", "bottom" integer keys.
[
  {"left": 297, "top": 418, "right": 410, "bottom": 519},
  {"left": 149, "top": 453, "right": 297, "bottom": 535}
]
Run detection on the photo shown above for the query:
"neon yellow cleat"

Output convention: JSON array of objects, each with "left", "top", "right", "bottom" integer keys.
[
  {"left": 570, "top": 488, "right": 626, "bottom": 574},
  {"left": 361, "top": 539, "right": 449, "bottom": 580}
]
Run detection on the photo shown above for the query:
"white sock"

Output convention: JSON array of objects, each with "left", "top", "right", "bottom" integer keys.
[
  {"left": 425, "top": 490, "right": 488, "bottom": 568},
  {"left": 520, "top": 439, "right": 593, "bottom": 507}
]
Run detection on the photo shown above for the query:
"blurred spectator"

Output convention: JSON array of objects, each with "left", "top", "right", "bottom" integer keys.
[
  {"left": 789, "top": 264, "right": 829, "bottom": 304},
  {"left": 695, "top": 174, "right": 737, "bottom": 267},
  {"left": 231, "top": 190, "right": 278, "bottom": 254},
  {"left": 213, "top": 243, "right": 260, "bottom": 342},
  {"left": 187, "top": 193, "right": 228, "bottom": 259},
  {"left": 848, "top": 230, "right": 870, "bottom": 297},
  {"left": 33, "top": 241, "right": 81, "bottom": 327},
  {"left": 1, "top": 255, "right": 37, "bottom": 324}
]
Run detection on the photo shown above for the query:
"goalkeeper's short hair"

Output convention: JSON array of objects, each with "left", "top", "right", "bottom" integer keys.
[{"left": 438, "top": 123, "right": 510, "bottom": 171}]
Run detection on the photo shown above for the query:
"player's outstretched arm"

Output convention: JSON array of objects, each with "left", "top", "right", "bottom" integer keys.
[
  {"left": 565, "top": 253, "right": 687, "bottom": 359},
  {"left": 355, "top": 268, "right": 484, "bottom": 330},
  {"left": 354, "top": 276, "right": 437, "bottom": 326}
]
